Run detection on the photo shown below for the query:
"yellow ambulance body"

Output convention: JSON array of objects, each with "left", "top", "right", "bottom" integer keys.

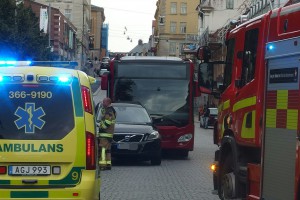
[{"left": 0, "top": 61, "right": 100, "bottom": 200}]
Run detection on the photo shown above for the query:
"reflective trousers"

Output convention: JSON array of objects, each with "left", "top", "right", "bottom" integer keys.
[{"left": 98, "top": 137, "right": 112, "bottom": 167}]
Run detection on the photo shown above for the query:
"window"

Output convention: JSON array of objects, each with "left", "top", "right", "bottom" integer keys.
[
  {"left": 159, "top": 16, "right": 165, "bottom": 25},
  {"left": 226, "top": 0, "right": 234, "bottom": 9},
  {"left": 171, "top": 2, "right": 177, "bottom": 14},
  {"left": 180, "top": 22, "right": 186, "bottom": 33},
  {"left": 170, "top": 21, "right": 176, "bottom": 33},
  {"left": 169, "top": 42, "right": 176, "bottom": 54},
  {"left": 65, "top": 9, "right": 72, "bottom": 20},
  {"left": 0, "top": 84, "right": 75, "bottom": 140},
  {"left": 241, "top": 29, "right": 259, "bottom": 86},
  {"left": 223, "top": 39, "right": 235, "bottom": 89},
  {"left": 181, "top": 3, "right": 187, "bottom": 14}
]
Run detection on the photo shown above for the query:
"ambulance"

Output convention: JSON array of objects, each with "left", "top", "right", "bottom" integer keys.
[{"left": 0, "top": 61, "right": 100, "bottom": 199}]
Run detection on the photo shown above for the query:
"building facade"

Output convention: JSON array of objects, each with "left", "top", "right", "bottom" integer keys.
[
  {"left": 154, "top": 0, "right": 199, "bottom": 60},
  {"left": 24, "top": 0, "right": 77, "bottom": 61},
  {"left": 101, "top": 23, "right": 109, "bottom": 58},
  {"left": 90, "top": 5, "right": 105, "bottom": 61},
  {"left": 34, "top": 0, "right": 91, "bottom": 68}
]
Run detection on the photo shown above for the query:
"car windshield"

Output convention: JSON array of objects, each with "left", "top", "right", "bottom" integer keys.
[
  {"left": 97, "top": 104, "right": 152, "bottom": 124},
  {"left": 115, "top": 105, "right": 151, "bottom": 124},
  {"left": 102, "top": 58, "right": 109, "bottom": 62},
  {"left": 209, "top": 108, "right": 218, "bottom": 115}
]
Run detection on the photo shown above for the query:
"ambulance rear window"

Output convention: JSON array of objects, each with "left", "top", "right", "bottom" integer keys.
[{"left": 0, "top": 84, "right": 75, "bottom": 140}]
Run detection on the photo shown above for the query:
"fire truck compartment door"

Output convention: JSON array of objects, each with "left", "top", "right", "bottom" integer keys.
[{"left": 262, "top": 38, "right": 300, "bottom": 200}]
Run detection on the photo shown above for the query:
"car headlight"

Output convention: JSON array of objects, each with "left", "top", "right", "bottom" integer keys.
[
  {"left": 178, "top": 133, "right": 193, "bottom": 142},
  {"left": 147, "top": 131, "right": 159, "bottom": 140}
]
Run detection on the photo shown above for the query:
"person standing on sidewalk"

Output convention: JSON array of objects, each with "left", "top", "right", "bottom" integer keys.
[{"left": 98, "top": 97, "right": 116, "bottom": 170}]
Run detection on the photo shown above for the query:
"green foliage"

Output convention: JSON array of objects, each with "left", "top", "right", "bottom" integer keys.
[{"left": 0, "top": 0, "right": 50, "bottom": 60}]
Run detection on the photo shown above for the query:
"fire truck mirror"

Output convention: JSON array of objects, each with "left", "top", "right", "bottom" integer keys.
[
  {"left": 196, "top": 46, "right": 211, "bottom": 61},
  {"left": 198, "top": 62, "right": 214, "bottom": 91}
]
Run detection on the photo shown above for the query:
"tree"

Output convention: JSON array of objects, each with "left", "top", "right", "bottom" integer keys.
[{"left": 0, "top": 0, "right": 50, "bottom": 60}]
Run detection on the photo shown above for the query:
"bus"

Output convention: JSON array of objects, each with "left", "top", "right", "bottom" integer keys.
[{"left": 101, "top": 56, "right": 195, "bottom": 157}]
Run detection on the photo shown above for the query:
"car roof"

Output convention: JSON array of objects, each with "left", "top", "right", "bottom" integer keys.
[{"left": 112, "top": 102, "right": 144, "bottom": 108}]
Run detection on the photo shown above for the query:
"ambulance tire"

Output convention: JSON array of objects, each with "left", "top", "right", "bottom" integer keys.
[{"left": 219, "top": 154, "right": 236, "bottom": 200}]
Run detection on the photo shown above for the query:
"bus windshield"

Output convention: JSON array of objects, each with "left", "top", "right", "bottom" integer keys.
[{"left": 113, "top": 62, "right": 190, "bottom": 127}]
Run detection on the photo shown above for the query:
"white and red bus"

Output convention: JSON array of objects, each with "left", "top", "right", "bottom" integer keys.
[{"left": 101, "top": 56, "right": 195, "bottom": 157}]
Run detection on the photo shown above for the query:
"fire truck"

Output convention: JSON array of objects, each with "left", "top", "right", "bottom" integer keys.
[{"left": 198, "top": 2, "right": 300, "bottom": 200}]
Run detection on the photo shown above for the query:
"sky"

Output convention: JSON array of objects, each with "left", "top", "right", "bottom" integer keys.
[{"left": 91, "top": 0, "right": 158, "bottom": 52}]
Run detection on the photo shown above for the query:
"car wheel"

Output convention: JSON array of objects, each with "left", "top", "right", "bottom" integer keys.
[
  {"left": 178, "top": 150, "right": 189, "bottom": 158},
  {"left": 150, "top": 155, "right": 161, "bottom": 165}
]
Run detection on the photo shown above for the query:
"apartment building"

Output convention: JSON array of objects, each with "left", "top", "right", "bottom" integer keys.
[
  {"left": 154, "top": 0, "right": 199, "bottom": 59},
  {"left": 90, "top": 5, "right": 105, "bottom": 61},
  {"left": 34, "top": 0, "right": 91, "bottom": 67},
  {"left": 24, "top": 0, "right": 77, "bottom": 61}
]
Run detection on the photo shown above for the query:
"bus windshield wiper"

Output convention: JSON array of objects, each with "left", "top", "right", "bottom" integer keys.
[
  {"left": 150, "top": 114, "right": 182, "bottom": 126},
  {"left": 162, "top": 115, "right": 182, "bottom": 126}
]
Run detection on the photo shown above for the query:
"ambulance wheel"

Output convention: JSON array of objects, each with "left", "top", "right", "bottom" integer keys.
[
  {"left": 98, "top": 192, "right": 100, "bottom": 200},
  {"left": 219, "top": 155, "right": 236, "bottom": 200}
]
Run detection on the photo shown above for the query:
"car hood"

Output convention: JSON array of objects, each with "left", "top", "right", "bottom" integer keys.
[{"left": 115, "top": 123, "right": 155, "bottom": 134}]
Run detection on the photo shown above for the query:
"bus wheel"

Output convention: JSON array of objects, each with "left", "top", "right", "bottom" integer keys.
[{"left": 219, "top": 155, "right": 236, "bottom": 199}]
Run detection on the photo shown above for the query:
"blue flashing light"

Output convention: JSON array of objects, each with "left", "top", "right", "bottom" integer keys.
[
  {"left": 0, "top": 75, "right": 3, "bottom": 82},
  {"left": 58, "top": 75, "right": 71, "bottom": 83},
  {"left": 6, "top": 61, "right": 16, "bottom": 65},
  {"left": 0, "top": 60, "right": 17, "bottom": 66},
  {"left": 0, "top": 60, "right": 32, "bottom": 67},
  {"left": 267, "top": 44, "right": 275, "bottom": 50}
]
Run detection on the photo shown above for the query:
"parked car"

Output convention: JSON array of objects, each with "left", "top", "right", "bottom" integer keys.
[
  {"left": 96, "top": 102, "right": 161, "bottom": 165},
  {"left": 199, "top": 107, "right": 218, "bottom": 128},
  {"left": 100, "top": 57, "right": 110, "bottom": 70}
]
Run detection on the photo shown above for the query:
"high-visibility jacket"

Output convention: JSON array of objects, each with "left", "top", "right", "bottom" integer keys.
[{"left": 98, "top": 106, "right": 116, "bottom": 138}]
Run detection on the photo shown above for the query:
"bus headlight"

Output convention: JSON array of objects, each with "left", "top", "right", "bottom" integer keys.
[
  {"left": 147, "top": 131, "right": 159, "bottom": 140},
  {"left": 178, "top": 133, "right": 193, "bottom": 142}
]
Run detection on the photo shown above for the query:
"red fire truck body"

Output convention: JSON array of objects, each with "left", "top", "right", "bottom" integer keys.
[{"left": 200, "top": 2, "right": 300, "bottom": 200}]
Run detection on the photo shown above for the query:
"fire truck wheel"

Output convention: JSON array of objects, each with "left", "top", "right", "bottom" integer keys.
[{"left": 220, "top": 155, "right": 236, "bottom": 200}]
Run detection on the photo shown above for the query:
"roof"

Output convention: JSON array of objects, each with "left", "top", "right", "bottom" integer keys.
[
  {"left": 129, "top": 43, "right": 150, "bottom": 54},
  {"left": 120, "top": 56, "right": 183, "bottom": 61},
  {"left": 112, "top": 102, "right": 144, "bottom": 108}
]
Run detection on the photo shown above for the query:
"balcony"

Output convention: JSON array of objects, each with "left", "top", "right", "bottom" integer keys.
[
  {"left": 199, "top": 0, "right": 214, "bottom": 12},
  {"left": 198, "top": 27, "right": 223, "bottom": 50}
]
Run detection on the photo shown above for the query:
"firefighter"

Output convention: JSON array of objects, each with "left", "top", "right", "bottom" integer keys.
[{"left": 98, "top": 97, "right": 116, "bottom": 170}]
